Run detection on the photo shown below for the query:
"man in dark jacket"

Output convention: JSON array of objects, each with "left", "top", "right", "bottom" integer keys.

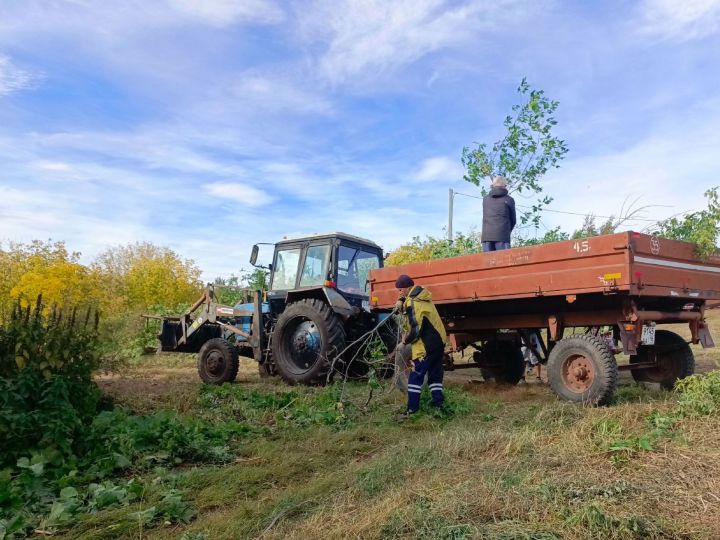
[{"left": 481, "top": 176, "right": 516, "bottom": 251}]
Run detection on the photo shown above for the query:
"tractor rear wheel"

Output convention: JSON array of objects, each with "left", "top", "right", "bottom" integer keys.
[
  {"left": 478, "top": 340, "right": 526, "bottom": 384},
  {"left": 197, "top": 338, "right": 239, "bottom": 384},
  {"left": 547, "top": 334, "right": 617, "bottom": 405},
  {"left": 630, "top": 330, "right": 694, "bottom": 389},
  {"left": 272, "top": 299, "right": 346, "bottom": 385}
]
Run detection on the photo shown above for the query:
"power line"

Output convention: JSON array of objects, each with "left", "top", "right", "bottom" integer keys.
[{"left": 452, "top": 191, "right": 681, "bottom": 222}]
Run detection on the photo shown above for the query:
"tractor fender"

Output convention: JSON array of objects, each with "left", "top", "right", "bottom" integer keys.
[{"left": 285, "top": 287, "right": 355, "bottom": 320}]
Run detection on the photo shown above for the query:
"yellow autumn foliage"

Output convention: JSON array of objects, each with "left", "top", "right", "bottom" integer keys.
[
  {"left": 1, "top": 239, "right": 204, "bottom": 361},
  {"left": 1, "top": 240, "right": 97, "bottom": 315},
  {"left": 384, "top": 242, "right": 434, "bottom": 266},
  {"left": 10, "top": 259, "right": 102, "bottom": 311},
  {"left": 93, "top": 242, "right": 203, "bottom": 311},
  {"left": 1, "top": 239, "right": 203, "bottom": 317}
]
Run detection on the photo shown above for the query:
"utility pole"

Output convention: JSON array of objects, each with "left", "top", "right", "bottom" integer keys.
[{"left": 448, "top": 188, "right": 454, "bottom": 242}]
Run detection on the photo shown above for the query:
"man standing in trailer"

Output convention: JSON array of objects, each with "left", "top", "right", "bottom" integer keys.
[{"left": 481, "top": 176, "right": 516, "bottom": 251}]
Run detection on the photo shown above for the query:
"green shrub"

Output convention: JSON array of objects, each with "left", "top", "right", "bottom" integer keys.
[
  {"left": 674, "top": 371, "right": 720, "bottom": 417},
  {"left": 82, "top": 409, "right": 249, "bottom": 474},
  {"left": 0, "top": 299, "right": 102, "bottom": 469},
  {"left": 198, "top": 384, "right": 353, "bottom": 428},
  {"left": 0, "top": 297, "right": 100, "bottom": 379},
  {"left": 0, "top": 299, "right": 241, "bottom": 538}
]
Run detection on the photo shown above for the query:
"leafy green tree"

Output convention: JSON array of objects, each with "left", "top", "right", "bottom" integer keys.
[
  {"left": 514, "top": 227, "right": 570, "bottom": 247},
  {"left": 461, "top": 78, "right": 568, "bottom": 227},
  {"left": 213, "top": 270, "right": 268, "bottom": 306},
  {"left": 243, "top": 268, "right": 269, "bottom": 291},
  {"left": 213, "top": 275, "right": 245, "bottom": 306},
  {"left": 654, "top": 187, "right": 720, "bottom": 258}
]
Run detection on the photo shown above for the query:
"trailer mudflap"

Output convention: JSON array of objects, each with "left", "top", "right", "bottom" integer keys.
[{"left": 691, "top": 319, "right": 715, "bottom": 348}]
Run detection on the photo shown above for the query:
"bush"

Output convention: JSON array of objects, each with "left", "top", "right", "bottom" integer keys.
[
  {"left": 0, "top": 299, "right": 102, "bottom": 469},
  {"left": 81, "top": 409, "right": 249, "bottom": 473},
  {"left": 0, "top": 299, "right": 242, "bottom": 538},
  {"left": 674, "top": 371, "right": 720, "bottom": 417}
]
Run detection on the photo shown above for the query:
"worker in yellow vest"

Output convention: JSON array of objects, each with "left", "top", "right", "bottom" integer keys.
[{"left": 394, "top": 274, "right": 448, "bottom": 419}]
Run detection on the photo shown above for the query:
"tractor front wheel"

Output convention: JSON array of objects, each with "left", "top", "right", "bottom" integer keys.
[
  {"left": 272, "top": 299, "right": 346, "bottom": 385},
  {"left": 197, "top": 338, "right": 239, "bottom": 384}
]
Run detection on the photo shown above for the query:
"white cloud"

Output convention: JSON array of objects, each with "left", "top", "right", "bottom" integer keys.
[
  {"left": 0, "top": 1, "right": 283, "bottom": 35},
  {"left": 230, "top": 73, "right": 333, "bottom": 114},
  {"left": 204, "top": 182, "right": 273, "bottom": 207},
  {"left": 540, "top": 103, "right": 720, "bottom": 233},
  {"left": 295, "top": 0, "right": 524, "bottom": 84},
  {"left": 638, "top": 0, "right": 720, "bottom": 40},
  {"left": 35, "top": 161, "right": 72, "bottom": 172},
  {"left": 169, "top": 0, "right": 284, "bottom": 26},
  {"left": 415, "top": 156, "right": 464, "bottom": 182},
  {"left": 0, "top": 55, "right": 37, "bottom": 96}
]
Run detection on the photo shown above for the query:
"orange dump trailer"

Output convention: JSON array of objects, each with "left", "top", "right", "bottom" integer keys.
[{"left": 369, "top": 232, "right": 720, "bottom": 404}]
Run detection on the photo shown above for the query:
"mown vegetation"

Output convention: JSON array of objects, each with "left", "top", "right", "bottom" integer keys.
[
  {"left": 2, "top": 237, "right": 720, "bottom": 538},
  {"left": 24, "top": 335, "right": 716, "bottom": 540}
]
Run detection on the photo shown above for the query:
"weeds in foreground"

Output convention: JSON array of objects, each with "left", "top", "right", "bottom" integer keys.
[
  {"left": 596, "top": 372, "right": 720, "bottom": 464},
  {"left": 675, "top": 370, "right": 720, "bottom": 416},
  {"left": 0, "top": 302, "right": 246, "bottom": 538},
  {"left": 563, "top": 503, "right": 664, "bottom": 540}
]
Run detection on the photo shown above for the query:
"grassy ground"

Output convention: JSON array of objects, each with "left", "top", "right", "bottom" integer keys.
[{"left": 65, "top": 313, "right": 720, "bottom": 540}]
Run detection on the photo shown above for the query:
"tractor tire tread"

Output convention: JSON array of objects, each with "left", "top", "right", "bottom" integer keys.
[
  {"left": 547, "top": 333, "right": 618, "bottom": 406},
  {"left": 197, "top": 338, "right": 239, "bottom": 385},
  {"left": 273, "top": 299, "right": 346, "bottom": 385}
]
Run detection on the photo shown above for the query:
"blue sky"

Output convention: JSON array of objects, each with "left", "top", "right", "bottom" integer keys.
[{"left": 1, "top": 0, "right": 719, "bottom": 278}]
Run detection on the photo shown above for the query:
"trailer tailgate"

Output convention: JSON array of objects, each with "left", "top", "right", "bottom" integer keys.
[{"left": 630, "top": 234, "right": 720, "bottom": 299}]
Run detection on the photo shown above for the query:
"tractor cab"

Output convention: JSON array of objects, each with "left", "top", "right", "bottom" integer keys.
[{"left": 251, "top": 232, "right": 384, "bottom": 315}]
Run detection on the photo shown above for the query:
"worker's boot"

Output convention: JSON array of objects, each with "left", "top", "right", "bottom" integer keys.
[{"left": 396, "top": 410, "right": 416, "bottom": 422}]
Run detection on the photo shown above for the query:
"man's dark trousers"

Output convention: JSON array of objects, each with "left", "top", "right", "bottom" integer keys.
[
  {"left": 406, "top": 348, "right": 444, "bottom": 413},
  {"left": 482, "top": 241, "right": 511, "bottom": 251}
]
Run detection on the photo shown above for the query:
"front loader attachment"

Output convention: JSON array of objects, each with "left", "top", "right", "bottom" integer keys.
[{"left": 146, "top": 284, "right": 265, "bottom": 355}]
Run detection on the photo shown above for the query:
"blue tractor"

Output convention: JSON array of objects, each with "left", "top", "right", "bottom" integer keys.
[{"left": 157, "top": 232, "right": 397, "bottom": 385}]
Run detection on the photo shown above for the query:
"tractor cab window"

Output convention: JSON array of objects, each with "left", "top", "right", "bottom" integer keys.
[
  {"left": 272, "top": 248, "right": 301, "bottom": 290},
  {"left": 337, "top": 245, "right": 380, "bottom": 295},
  {"left": 299, "top": 244, "right": 331, "bottom": 287}
]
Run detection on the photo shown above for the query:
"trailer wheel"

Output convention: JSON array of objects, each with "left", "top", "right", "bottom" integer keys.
[
  {"left": 478, "top": 341, "right": 525, "bottom": 384},
  {"left": 272, "top": 299, "right": 346, "bottom": 385},
  {"left": 547, "top": 334, "right": 617, "bottom": 405},
  {"left": 197, "top": 338, "right": 239, "bottom": 384},
  {"left": 630, "top": 330, "right": 694, "bottom": 389}
]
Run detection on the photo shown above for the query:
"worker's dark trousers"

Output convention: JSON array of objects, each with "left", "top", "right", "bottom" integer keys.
[
  {"left": 482, "top": 241, "right": 511, "bottom": 251},
  {"left": 407, "top": 349, "right": 444, "bottom": 413}
]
